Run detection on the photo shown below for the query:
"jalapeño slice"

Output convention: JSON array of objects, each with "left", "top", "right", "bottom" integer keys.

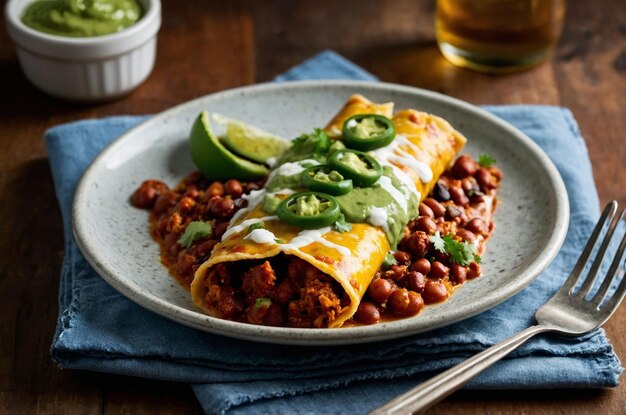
[
  {"left": 301, "top": 165, "right": 353, "bottom": 196},
  {"left": 328, "top": 149, "right": 383, "bottom": 187},
  {"left": 342, "top": 114, "right": 396, "bottom": 151},
  {"left": 277, "top": 191, "right": 341, "bottom": 229}
]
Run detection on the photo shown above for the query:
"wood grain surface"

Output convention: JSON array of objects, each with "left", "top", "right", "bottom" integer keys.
[{"left": 1, "top": 0, "right": 625, "bottom": 413}]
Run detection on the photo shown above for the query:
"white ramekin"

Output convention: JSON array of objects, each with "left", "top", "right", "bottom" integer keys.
[{"left": 5, "top": 0, "right": 161, "bottom": 101}]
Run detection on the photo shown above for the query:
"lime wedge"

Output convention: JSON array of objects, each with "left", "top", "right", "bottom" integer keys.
[
  {"left": 189, "top": 112, "right": 268, "bottom": 180},
  {"left": 213, "top": 113, "right": 291, "bottom": 165}
]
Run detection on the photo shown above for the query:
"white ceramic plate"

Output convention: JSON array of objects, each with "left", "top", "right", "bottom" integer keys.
[{"left": 72, "top": 81, "right": 569, "bottom": 345}]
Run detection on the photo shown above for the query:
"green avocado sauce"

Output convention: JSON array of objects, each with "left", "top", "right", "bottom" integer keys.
[
  {"left": 265, "top": 128, "right": 419, "bottom": 248},
  {"left": 22, "top": 0, "right": 143, "bottom": 38},
  {"left": 336, "top": 167, "right": 418, "bottom": 248}
]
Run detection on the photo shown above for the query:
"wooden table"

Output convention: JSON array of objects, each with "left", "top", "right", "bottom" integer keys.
[{"left": 1, "top": 0, "right": 625, "bottom": 413}]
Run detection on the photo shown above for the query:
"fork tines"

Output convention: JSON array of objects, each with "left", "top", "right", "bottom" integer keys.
[{"left": 561, "top": 201, "right": 626, "bottom": 308}]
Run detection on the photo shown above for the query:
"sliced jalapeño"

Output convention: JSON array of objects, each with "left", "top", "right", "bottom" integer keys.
[
  {"left": 342, "top": 114, "right": 396, "bottom": 151},
  {"left": 276, "top": 191, "right": 341, "bottom": 229},
  {"left": 301, "top": 165, "right": 353, "bottom": 196},
  {"left": 328, "top": 149, "right": 382, "bottom": 187}
]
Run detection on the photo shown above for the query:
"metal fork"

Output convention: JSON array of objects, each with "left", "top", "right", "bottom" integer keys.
[{"left": 371, "top": 201, "right": 626, "bottom": 415}]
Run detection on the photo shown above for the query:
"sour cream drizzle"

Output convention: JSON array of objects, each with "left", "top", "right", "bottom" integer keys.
[
  {"left": 244, "top": 228, "right": 277, "bottom": 244},
  {"left": 285, "top": 227, "right": 351, "bottom": 256},
  {"left": 222, "top": 215, "right": 278, "bottom": 241},
  {"left": 367, "top": 207, "right": 389, "bottom": 235},
  {"left": 371, "top": 134, "right": 433, "bottom": 183},
  {"left": 375, "top": 175, "right": 408, "bottom": 214}
]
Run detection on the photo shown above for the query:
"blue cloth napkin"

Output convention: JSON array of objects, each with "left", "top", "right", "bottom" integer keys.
[{"left": 47, "top": 50, "right": 622, "bottom": 415}]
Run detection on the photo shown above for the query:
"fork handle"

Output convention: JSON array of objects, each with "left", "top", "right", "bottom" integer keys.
[{"left": 369, "top": 325, "right": 553, "bottom": 415}]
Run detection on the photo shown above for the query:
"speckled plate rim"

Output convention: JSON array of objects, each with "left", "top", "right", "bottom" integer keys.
[{"left": 72, "top": 80, "right": 569, "bottom": 345}]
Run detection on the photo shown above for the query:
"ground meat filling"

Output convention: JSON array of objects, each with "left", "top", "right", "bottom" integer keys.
[{"left": 203, "top": 256, "right": 345, "bottom": 328}]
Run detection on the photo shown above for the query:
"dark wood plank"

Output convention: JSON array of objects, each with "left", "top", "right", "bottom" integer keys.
[
  {"left": 0, "top": 1, "right": 252, "bottom": 414},
  {"left": 1, "top": 0, "right": 624, "bottom": 414}
]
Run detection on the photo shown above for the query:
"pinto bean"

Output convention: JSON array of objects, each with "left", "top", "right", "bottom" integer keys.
[
  {"left": 466, "top": 218, "right": 487, "bottom": 236},
  {"left": 449, "top": 187, "right": 469, "bottom": 206},
  {"left": 450, "top": 264, "right": 467, "bottom": 285},
  {"left": 419, "top": 203, "right": 434, "bottom": 218},
  {"left": 224, "top": 180, "right": 243, "bottom": 198},
  {"left": 456, "top": 229, "right": 476, "bottom": 243},
  {"left": 184, "top": 185, "right": 199, "bottom": 199},
  {"left": 388, "top": 289, "right": 423, "bottom": 317},
  {"left": 423, "top": 198, "right": 446, "bottom": 218},
  {"left": 452, "top": 155, "right": 478, "bottom": 179},
  {"left": 355, "top": 302, "right": 381, "bottom": 324},
  {"left": 410, "top": 258, "right": 431, "bottom": 275},
  {"left": 153, "top": 191, "right": 179, "bottom": 215},
  {"left": 429, "top": 261, "right": 449, "bottom": 279},
  {"left": 476, "top": 168, "right": 495, "bottom": 191},
  {"left": 403, "top": 231, "right": 430, "bottom": 258},
  {"left": 422, "top": 280, "right": 449, "bottom": 304},
  {"left": 415, "top": 216, "right": 437, "bottom": 234},
  {"left": 394, "top": 250, "right": 412, "bottom": 266},
  {"left": 467, "top": 262, "right": 482, "bottom": 279},
  {"left": 207, "top": 181, "right": 225, "bottom": 197},
  {"left": 406, "top": 271, "right": 426, "bottom": 293},
  {"left": 212, "top": 197, "right": 235, "bottom": 220},
  {"left": 131, "top": 180, "right": 168, "bottom": 209},
  {"left": 386, "top": 265, "right": 408, "bottom": 283},
  {"left": 368, "top": 278, "right": 394, "bottom": 303}
]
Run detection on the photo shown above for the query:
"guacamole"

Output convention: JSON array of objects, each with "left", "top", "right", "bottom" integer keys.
[{"left": 22, "top": 0, "right": 143, "bottom": 38}]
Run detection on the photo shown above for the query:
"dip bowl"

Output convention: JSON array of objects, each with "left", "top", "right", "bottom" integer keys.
[{"left": 4, "top": 0, "right": 161, "bottom": 101}]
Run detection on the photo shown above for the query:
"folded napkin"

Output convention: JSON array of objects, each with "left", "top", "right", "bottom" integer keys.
[{"left": 47, "top": 50, "right": 622, "bottom": 415}]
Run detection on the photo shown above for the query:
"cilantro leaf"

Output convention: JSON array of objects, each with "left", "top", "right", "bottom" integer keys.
[
  {"left": 333, "top": 214, "right": 352, "bottom": 233},
  {"left": 382, "top": 252, "right": 398, "bottom": 269},
  {"left": 312, "top": 128, "right": 331, "bottom": 156},
  {"left": 178, "top": 221, "right": 212, "bottom": 248},
  {"left": 429, "top": 232, "right": 446, "bottom": 252},
  {"left": 430, "top": 231, "right": 480, "bottom": 266},
  {"left": 478, "top": 154, "right": 496, "bottom": 167},
  {"left": 278, "top": 128, "right": 331, "bottom": 164},
  {"left": 246, "top": 222, "right": 265, "bottom": 234},
  {"left": 254, "top": 297, "right": 272, "bottom": 308}
]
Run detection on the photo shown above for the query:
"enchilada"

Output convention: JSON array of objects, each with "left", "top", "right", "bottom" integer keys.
[{"left": 188, "top": 95, "right": 470, "bottom": 328}]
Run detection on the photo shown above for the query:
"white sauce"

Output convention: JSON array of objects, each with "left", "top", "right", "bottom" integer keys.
[
  {"left": 387, "top": 162, "right": 421, "bottom": 202},
  {"left": 368, "top": 206, "right": 390, "bottom": 235},
  {"left": 368, "top": 207, "right": 388, "bottom": 226},
  {"left": 375, "top": 175, "right": 408, "bottom": 214},
  {"left": 244, "top": 228, "right": 277, "bottom": 244},
  {"left": 282, "top": 227, "right": 351, "bottom": 256},
  {"left": 222, "top": 215, "right": 278, "bottom": 241},
  {"left": 371, "top": 136, "right": 433, "bottom": 183}
]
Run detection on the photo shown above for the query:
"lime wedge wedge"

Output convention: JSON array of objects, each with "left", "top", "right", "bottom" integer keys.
[
  {"left": 213, "top": 113, "right": 291, "bottom": 165},
  {"left": 189, "top": 112, "right": 268, "bottom": 180}
]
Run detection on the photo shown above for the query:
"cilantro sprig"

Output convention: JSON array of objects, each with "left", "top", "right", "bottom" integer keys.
[
  {"left": 478, "top": 154, "right": 496, "bottom": 168},
  {"left": 429, "top": 232, "right": 481, "bottom": 266},
  {"left": 178, "top": 221, "right": 212, "bottom": 248}
]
